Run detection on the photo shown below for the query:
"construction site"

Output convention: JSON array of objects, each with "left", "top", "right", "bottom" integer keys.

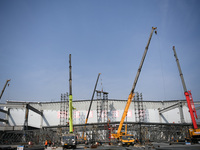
[{"left": 1, "top": 27, "right": 200, "bottom": 150}]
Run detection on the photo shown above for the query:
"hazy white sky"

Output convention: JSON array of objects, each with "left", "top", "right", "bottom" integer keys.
[{"left": 1, "top": 0, "right": 200, "bottom": 102}]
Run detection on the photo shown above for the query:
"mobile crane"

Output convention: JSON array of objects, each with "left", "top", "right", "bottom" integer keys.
[
  {"left": 61, "top": 54, "right": 77, "bottom": 149},
  {"left": 111, "top": 27, "right": 157, "bottom": 146},
  {"left": 172, "top": 46, "right": 200, "bottom": 143},
  {"left": 82, "top": 73, "right": 101, "bottom": 142}
]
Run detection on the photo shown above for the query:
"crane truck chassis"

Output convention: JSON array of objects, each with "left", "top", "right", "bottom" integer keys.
[
  {"left": 120, "top": 134, "right": 135, "bottom": 146},
  {"left": 61, "top": 133, "right": 77, "bottom": 149}
]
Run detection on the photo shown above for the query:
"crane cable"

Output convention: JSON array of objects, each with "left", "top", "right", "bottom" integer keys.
[{"left": 155, "top": 35, "right": 167, "bottom": 100}]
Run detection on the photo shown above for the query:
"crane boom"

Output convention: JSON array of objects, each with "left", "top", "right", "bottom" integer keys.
[
  {"left": 69, "top": 54, "right": 73, "bottom": 133},
  {"left": 85, "top": 73, "right": 101, "bottom": 124},
  {"left": 112, "top": 27, "right": 157, "bottom": 138},
  {"left": 172, "top": 46, "right": 198, "bottom": 129},
  {"left": 82, "top": 73, "right": 101, "bottom": 140},
  {"left": 0, "top": 79, "right": 10, "bottom": 100},
  {"left": 172, "top": 46, "right": 187, "bottom": 93}
]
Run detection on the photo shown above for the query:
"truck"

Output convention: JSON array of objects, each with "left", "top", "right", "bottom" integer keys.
[
  {"left": 120, "top": 134, "right": 135, "bottom": 146},
  {"left": 61, "top": 133, "right": 77, "bottom": 149}
]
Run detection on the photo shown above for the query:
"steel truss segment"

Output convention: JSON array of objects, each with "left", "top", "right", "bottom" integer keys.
[
  {"left": 26, "top": 104, "right": 43, "bottom": 116},
  {"left": 0, "top": 122, "right": 193, "bottom": 145},
  {"left": 159, "top": 102, "right": 179, "bottom": 114}
]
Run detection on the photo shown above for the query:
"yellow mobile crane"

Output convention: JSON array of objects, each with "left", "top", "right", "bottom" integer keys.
[{"left": 111, "top": 27, "right": 157, "bottom": 146}]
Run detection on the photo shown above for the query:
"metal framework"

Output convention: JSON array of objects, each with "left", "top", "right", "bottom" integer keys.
[
  {"left": 0, "top": 122, "right": 193, "bottom": 145},
  {"left": 96, "top": 90, "right": 109, "bottom": 143},
  {"left": 96, "top": 90, "right": 108, "bottom": 123},
  {"left": 60, "top": 93, "right": 68, "bottom": 126},
  {"left": 159, "top": 101, "right": 185, "bottom": 123},
  {"left": 134, "top": 92, "right": 144, "bottom": 122},
  {"left": 0, "top": 99, "right": 199, "bottom": 145}
]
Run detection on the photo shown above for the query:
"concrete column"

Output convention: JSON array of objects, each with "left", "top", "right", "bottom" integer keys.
[
  {"left": 6, "top": 108, "right": 10, "bottom": 126},
  {"left": 40, "top": 110, "right": 43, "bottom": 128},
  {"left": 178, "top": 101, "right": 185, "bottom": 123}
]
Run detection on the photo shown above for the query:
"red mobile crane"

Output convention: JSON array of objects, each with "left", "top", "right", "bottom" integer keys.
[{"left": 172, "top": 46, "right": 200, "bottom": 143}]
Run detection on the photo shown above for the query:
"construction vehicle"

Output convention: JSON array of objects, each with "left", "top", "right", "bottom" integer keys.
[
  {"left": 61, "top": 54, "right": 77, "bottom": 149},
  {"left": 111, "top": 27, "right": 157, "bottom": 145},
  {"left": 119, "top": 124, "right": 135, "bottom": 146},
  {"left": 0, "top": 79, "right": 10, "bottom": 100},
  {"left": 120, "top": 135, "right": 135, "bottom": 146},
  {"left": 172, "top": 46, "right": 200, "bottom": 143},
  {"left": 82, "top": 73, "right": 101, "bottom": 143},
  {"left": 61, "top": 133, "right": 77, "bottom": 149}
]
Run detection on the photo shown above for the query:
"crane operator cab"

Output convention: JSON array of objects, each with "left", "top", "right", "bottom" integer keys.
[
  {"left": 61, "top": 133, "right": 77, "bottom": 149},
  {"left": 120, "top": 135, "right": 135, "bottom": 146}
]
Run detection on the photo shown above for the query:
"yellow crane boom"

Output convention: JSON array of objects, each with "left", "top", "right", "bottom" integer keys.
[{"left": 112, "top": 27, "right": 157, "bottom": 139}]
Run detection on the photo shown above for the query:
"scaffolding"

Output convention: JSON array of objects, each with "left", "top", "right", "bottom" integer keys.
[
  {"left": 60, "top": 93, "right": 68, "bottom": 126},
  {"left": 96, "top": 90, "right": 109, "bottom": 143},
  {"left": 96, "top": 90, "right": 108, "bottom": 123},
  {"left": 134, "top": 92, "right": 144, "bottom": 122}
]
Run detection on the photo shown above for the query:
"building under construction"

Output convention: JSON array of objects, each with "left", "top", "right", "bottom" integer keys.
[
  {"left": 0, "top": 91, "right": 200, "bottom": 145},
  {"left": 1, "top": 27, "right": 200, "bottom": 148}
]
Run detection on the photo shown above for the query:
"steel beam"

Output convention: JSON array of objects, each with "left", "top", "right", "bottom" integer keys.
[
  {"left": 159, "top": 103, "right": 179, "bottom": 114},
  {"left": 0, "top": 108, "right": 8, "bottom": 114},
  {"left": 159, "top": 101, "right": 185, "bottom": 123},
  {"left": 0, "top": 103, "right": 26, "bottom": 108},
  {"left": 26, "top": 104, "right": 43, "bottom": 116},
  {"left": 0, "top": 118, "right": 8, "bottom": 123},
  {"left": 178, "top": 101, "right": 185, "bottom": 123}
]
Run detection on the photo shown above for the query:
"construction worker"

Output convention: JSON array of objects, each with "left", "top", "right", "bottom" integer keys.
[
  {"left": 45, "top": 140, "right": 48, "bottom": 148},
  {"left": 49, "top": 140, "right": 51, "bottom": 146}
]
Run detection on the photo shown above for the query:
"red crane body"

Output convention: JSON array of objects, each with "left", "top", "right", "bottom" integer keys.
[
  {"left": 172, "top": 46, "right": 200, "bottom": 142},
  {"left": 185, "top": 91, "right": 198, "bottom": 129}
]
